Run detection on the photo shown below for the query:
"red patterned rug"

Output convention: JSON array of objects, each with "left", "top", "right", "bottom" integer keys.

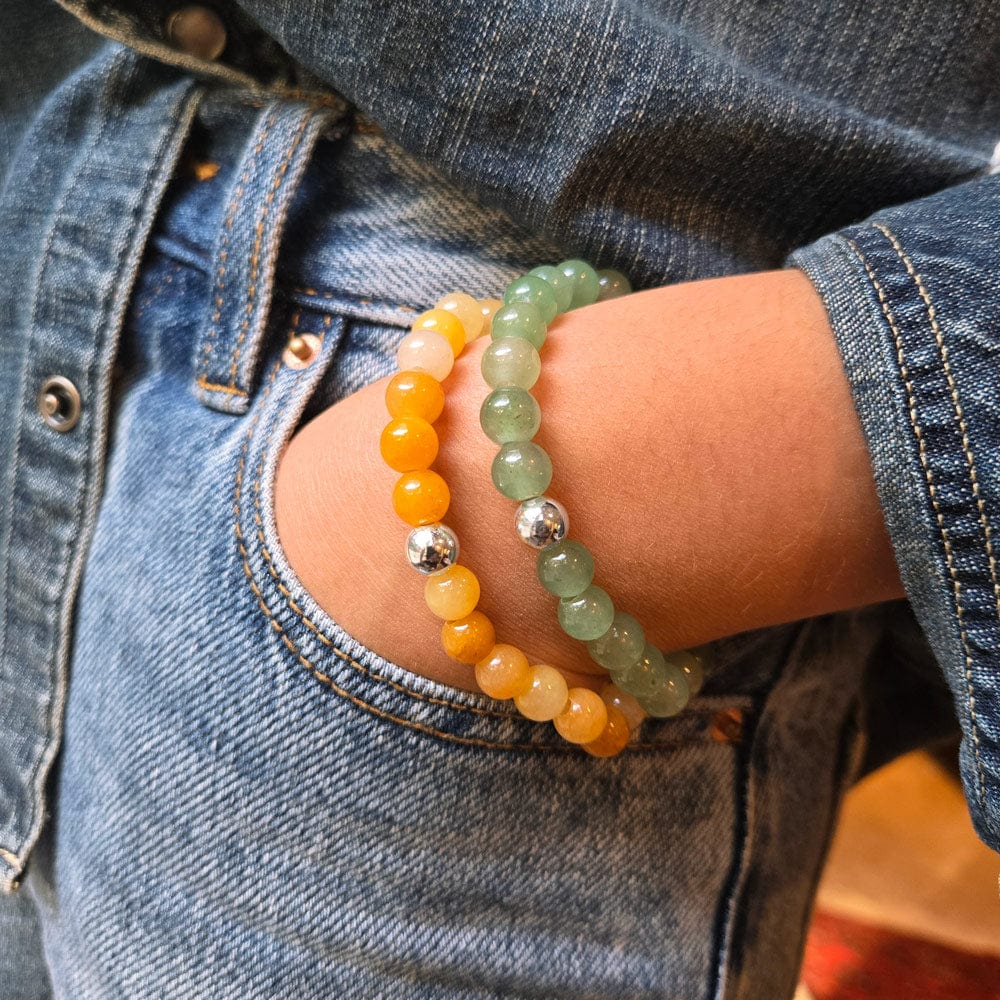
[{"left": 802, "top": 910, "right": 1000, "bottom": 999}]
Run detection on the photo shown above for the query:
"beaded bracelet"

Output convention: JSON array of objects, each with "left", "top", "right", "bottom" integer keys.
[
  {"left": 478, "top": 259, "right": 706, "bottom": 717},
  {"left": 379, "top": 292, "right": 637, "bottom": 756}
]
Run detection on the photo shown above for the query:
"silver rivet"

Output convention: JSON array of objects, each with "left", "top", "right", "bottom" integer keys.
[
  {"left": 37, "top": 376, "right": 81, "bottom": 432},
  {"left": 166, "top": 5, "right": 227, "bottom": 61},
  {"left": 282, "top": 333, "right": 321, "bottom": 370}
]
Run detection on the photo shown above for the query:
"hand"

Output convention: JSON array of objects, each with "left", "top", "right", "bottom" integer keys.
[{"left": 275, "top": 269, "right": 904, "bottom": 693}]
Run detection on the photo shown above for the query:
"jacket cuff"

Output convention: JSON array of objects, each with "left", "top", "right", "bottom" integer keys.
[{"left": 788, "top": 175, "right": 1000, "bottom": 852}]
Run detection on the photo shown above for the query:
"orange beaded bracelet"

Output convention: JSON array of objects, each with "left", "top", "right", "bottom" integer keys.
[{"left": 379, "top": 290, "right": 636, "bottom": 756}]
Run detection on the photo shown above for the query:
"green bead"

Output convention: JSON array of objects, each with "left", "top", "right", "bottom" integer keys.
[
  {"left": 491, "top": 302, "right": 547, "bottom": 349},
  {"left": 596, "top": 268, "right": 632, "bottom": 301},
  {"left": 639, "top": 664, "right": 690, "bottom": 718},
  {"left": 503, "top": 273, "right": 558, "bottom": 324},
  {"left": 480, "top": 387, "right": 541, "bottom": 444},
  {"left": 667, "top": 649, "right": 705, "bottom": 697},
  {"left": 588, "top": 611, "right": 646, "bottom": 671},
  {"left": 529, "top": 265, "right": 574, "bottom": 313},
  {"left": 613, "top": 642, "right": 666, "bottom": 700},
  {"left": 557, "top": 258, "right": 600, "bottom": 308},
  {"left": 557, "top": 584, "right": 615, "bottom": 641},
  {"left": 481, "top": 337, "right": 541, "bottom": 389},
  {"left": 491, "top": 441, "right": 553, "bottom": 500},
  {"left": 536, "top": 539, "right": 595, "bottom": 598}
]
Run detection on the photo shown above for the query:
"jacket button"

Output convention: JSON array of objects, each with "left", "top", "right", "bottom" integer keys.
[
  {"left": 38, "top": 376, "right": 81, "bottom": 432},
  {"left": 166, "top": 5, "right": 227, "bottom": 61}
]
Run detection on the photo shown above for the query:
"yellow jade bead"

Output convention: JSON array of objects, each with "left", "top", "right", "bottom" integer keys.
[
  {"left": 424, "top": 564, "right": 481, "bottom": 620},
  {"left": 379, "top": 416, "right": 438, "bottom": 472},
  {"left": 514, "top": 664, "right": 570, "bottom": 722},
  {"left": 475, "top": 643, "right": 532, "bottom": 700},
  {"left": 436, "top": 291, "right": 485, "bottom": 342},
  {"left": 392, "top": 469, "right": 450, "bottom": 526},
  {"left": 479, "top": 297, "right": 504, "bottom": 324},
  {"left": 600, "top": 682, "right": 647, "bottom": 732},
  {"left": 385, "top": 370, "right": 445, "bottom": 423},
  {"left": 412, "top": 308, "right": 466, "bottom": 358},
  {"left": 441, "top": 611, "right": 496, "bottom": 664},
  {"left": 554, "top": 688, "right": 608, "bottom": 745},
  {"left": 582, "top": 705, "right": 631, "bottom": 758}
]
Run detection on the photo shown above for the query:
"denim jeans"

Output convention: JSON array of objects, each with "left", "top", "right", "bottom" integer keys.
[{"left": 0, "top": 49, "right": 927, "bottom": 998}]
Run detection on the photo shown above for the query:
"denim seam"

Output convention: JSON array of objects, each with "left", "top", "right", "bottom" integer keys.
[
  {"left": 846, "top": 235, "right": 988, "bottom": 813},
  {"left": 227, "top": 108, "right": 319, "bottom": 390},
  {"left": 0, "top": 50, "right": 132, "bottom": 884},
  {"left": 133, "top": 257, "right": 182, "bottom": 319},
  {"left": 872, "top": 221, "right": 1000, "bottom": 619},
  {"left": 237, "top": 360, "right": 725, "bottom": 750},
  {"left": 196, "top": 107, "right": 278, "bottom": 391}
]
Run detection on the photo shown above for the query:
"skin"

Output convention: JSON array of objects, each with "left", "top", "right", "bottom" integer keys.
[{"left": 275, "top": 269, "right": 904, "bottom": 693}]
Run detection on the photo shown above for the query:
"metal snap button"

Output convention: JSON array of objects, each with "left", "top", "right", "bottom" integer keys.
[
  {"left": 38, "top": 376, "right": 81, "bottom": 432},
  {"left": 166, "top": 5, "right": 227, "bottom": 61},
  {"left": 282, "top": 333, "right": 321, "bottom": 370}
]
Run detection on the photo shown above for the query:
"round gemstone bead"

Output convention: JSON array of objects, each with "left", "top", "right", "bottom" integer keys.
[
  {"left": 435, "top": 291, "right": 484, "bottom": 342},
  {"left": 503, "top": 273, "right": 558, "bottom": 324},
  {"left": 491, "top": 441, "right": 553, "bottom": 500},
  {"left": 490, "top": 302, "right": 547, "bottom": 350},
  {"left": 481, "top": 336, "right": 541, "bottom": 390},
  {"left": 587, "top": 611, "right": 646, "bottom": 672},
  {"left": 536, "top": 539, "right": 594, "bottom": 598},
  {"left": 557, "top": 584, "right": 615, "bottom": 641},
  {"left": 424, "top": 564, "right": 481, "bottom": 620},
  {"left": 515, "top": 495, "right": 568, "bottom": 548},
  {"left": 596, "top": 267, "right": 632, "bottom": 301},
  {"left": 557, "top": 258, "right": 600, "bottom": 309},
  {"left": 554, "top": 687, "right": 608, "bottom": 744},
  {"left": 667, "top": 649, "right": 705, "bottom": 697},
  {"left": 582, "top": 705, "right": 630, "bottom": 758},
  {"left": 640, "top": 665, "right": 689, "bottom": 718},
  {"left": 441, "top": 611, "right": 496, "bottom": 664},
  {"left": 412, "top": 307, "right": 466, "bottom": 357},
  {"left": 529, "top": 264, "right": 574, "bottom": 313},
  {"left": 613, "top": 642, "right": 666, "bottom": 700},
  {"left": 379, "top": 416, "right": 439, "bottom": 472},
  {"left": 479, "top": 387, "right": 541, "bottom": 444},
  {"left": 514, "top": 663, "right": 569, "bottom": 721},
  {"left": 392, "top": 469, "right": 450, "bottom": 526},
  {"left": 479, "top": 297, "right": 504, "bottom": 324},
  {"left": 396, "top": 329, "right": 454, "bottom": 381},
  {"left": 600, "top": 682, "right": 646, "bottom": 732},
  {"left": 384, "top": 370, "right": 445, "bottom": 423},
  {"left": 405, "top": 523, "right": 459, "bottom": 574},
  {"left": 475, "top": 644, "right": 532, "bottom": 700}
]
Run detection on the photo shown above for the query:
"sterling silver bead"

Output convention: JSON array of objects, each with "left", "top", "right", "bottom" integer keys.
[
  {"left": 515, "top": 495, "right": 568, "bottom": 548},
  {"left": 406, "top": 523, "right": 460, "bottom": 574}
]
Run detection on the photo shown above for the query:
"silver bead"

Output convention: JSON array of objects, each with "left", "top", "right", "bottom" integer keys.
[
  {"left": 406, "top": 523, "right": 460, "bottom": 574},
  {"left": 515, "top": 495, "right": 568, "bottom": 548}
]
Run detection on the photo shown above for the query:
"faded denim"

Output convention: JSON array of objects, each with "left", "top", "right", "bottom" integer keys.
[{"left": 2, "top": 0, "right": 998, "bottom": 997}]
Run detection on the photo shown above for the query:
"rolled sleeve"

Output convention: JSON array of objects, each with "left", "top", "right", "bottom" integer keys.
[{"left": 789, "top": 175, "right": 1000, "bottom": 852}]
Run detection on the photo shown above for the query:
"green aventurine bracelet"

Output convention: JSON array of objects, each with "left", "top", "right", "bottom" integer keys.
[{"left": 479, "top": 259, "right": 706, "bottom": 718}]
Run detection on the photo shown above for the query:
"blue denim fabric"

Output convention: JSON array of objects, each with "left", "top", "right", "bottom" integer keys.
[{"left": 2, "top": 0, "right": 998, "bottom": 995}]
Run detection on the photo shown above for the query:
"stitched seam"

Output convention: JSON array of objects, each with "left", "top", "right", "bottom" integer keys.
[
  {"left": 134, "top": 258, "right": 181, "bottom": 319},
  {"left": 194, "top": 377, "right": 248, "bottom": 397},
  {"left": 234, "top": 359, "right": 703, "bottom": 750},
  {"left": 873, "top": 222, "right": 1000, "bottom": 622},
  {"left": 847, "top": 237, "right": 988, "bottom": 811},
  {"left": 227, "top": 109, "right": 316, "bottom": 390},
  {"left": 196, "top": 107, "right": 277, "bottom": 385},
  {"left": 290, "top": 285, "right": 420, "bottom": 313}
]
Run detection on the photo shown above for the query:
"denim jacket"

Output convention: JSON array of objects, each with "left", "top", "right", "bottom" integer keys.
[{"left": 2, "top": 0, "right": 999, "bottom": 896}]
